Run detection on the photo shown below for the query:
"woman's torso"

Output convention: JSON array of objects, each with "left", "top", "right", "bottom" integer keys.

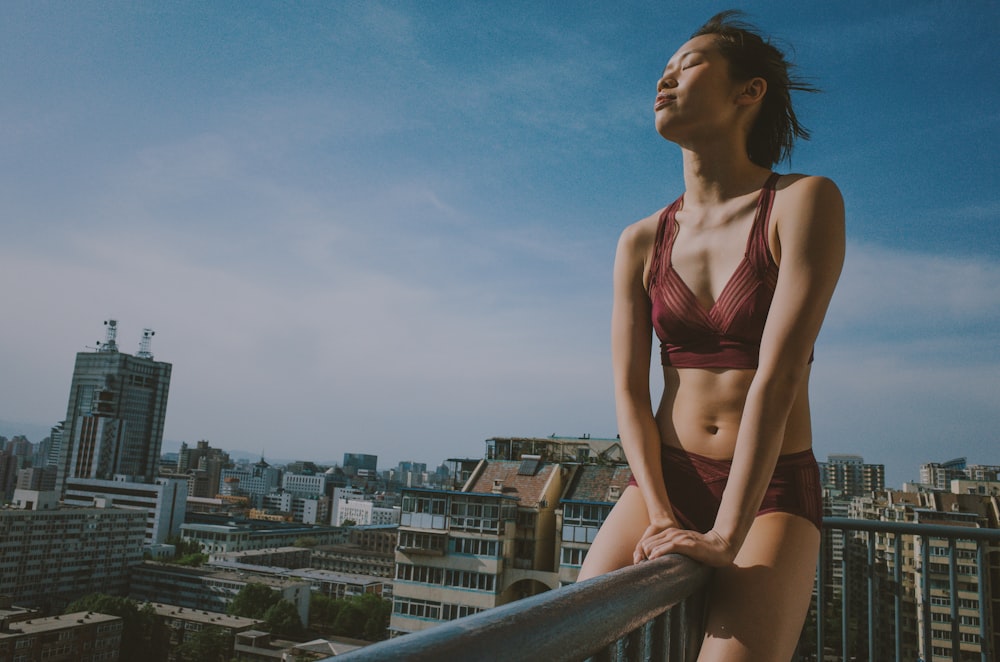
[{"left": 641, "top": 174, "right": 813, "bottom": 459}]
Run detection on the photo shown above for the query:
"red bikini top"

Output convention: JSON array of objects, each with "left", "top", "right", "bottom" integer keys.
[{"left": 649, "top": 173, "right": 805, "bottom": 369}]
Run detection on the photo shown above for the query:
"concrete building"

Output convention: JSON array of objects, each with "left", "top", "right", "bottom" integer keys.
[
  {"left": 556, "top": 464, "right": 633, "bottom": 585},
  {"left": 844, "top": 484, "right": 999, "bottom": 660},
  {"left": 0, "top": 505, "right": 146, "bottom": 611},
  {"left": 0, "top": 611, "right": 123, "bottom": 662},
  {"left": 389, "top": 456, "right": 568, "bottom": 636},
  {"left": 142, "top": 602, "right": 262, "bottom": 662},
  {"left": 209, "top": 547, "right": 312, "bottom": 570},
  {"left": 343, "top": 453, "right": 377, "bottom": 478},
  {"left": 64, "top": 476, "right": 187, "bottom": 545},
  {"left": 14, "top": 466, "right": 56, "bottom": 493},
  {"left": 221, "top": 459, "right": 281, "bottom": 507},
  {"left": 334, "top": 498, "right": 400, "bottom": 527},
  {"left": 180, "top": 517, "right": 347, "bottom": 554},
  {"left": 820, "top": 454, "right": 885, "bottom": 498},
  {"left": 54, "top": 321, "right": 172, "bottom": 496},
  {"left": 485, "top": 435, "right": 627, "bottom": 465},
  {"left": 176, "top": 440, "right": 231, "bottom": 498},
  {"left": 311, "top": 526, "right": 398, "bottom": 579},
  {"left": 129, "top": 563, "right": 311, "bottom": 627}
]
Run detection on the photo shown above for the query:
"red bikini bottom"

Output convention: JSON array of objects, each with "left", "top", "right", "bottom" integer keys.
[{"left": 627, "top": 445, "right": 823, "bottom": 533}]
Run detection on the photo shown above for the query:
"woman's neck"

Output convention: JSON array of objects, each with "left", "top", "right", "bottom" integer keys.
[{"left": 679, "top": 146, "right": 771, "bottom": 208}]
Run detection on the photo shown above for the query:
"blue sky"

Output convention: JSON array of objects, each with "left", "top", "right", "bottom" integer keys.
[{"left": 1, "top": 1, "right": 997, "bottom": 487}]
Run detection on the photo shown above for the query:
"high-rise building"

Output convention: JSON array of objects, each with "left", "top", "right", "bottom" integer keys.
[
  {"left": 54, "top": 321, "right": 171, "bottom": 495},
  {"left": 177, "top": 440, "right": 231, "bottom": 498},
  {"left": 343, "top": 453, "right": 378, "bottom": 477},
  {"left": 820, "top": 454, "right": 885, "bottom": 498}
]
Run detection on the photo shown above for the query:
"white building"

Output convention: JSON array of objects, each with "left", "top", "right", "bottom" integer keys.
[{"left": 64, "top": 475, "right": 187, "bottom": 545}]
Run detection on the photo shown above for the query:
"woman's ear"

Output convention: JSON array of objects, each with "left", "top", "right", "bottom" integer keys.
[{"left": 736, "top": 77, "right": 767, "bottom": 106}]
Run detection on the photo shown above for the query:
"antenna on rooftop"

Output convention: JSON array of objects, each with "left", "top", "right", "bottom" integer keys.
[
  {"left": 137, "top": 328, "right": 156, "bottom": 359},
  {"left": 96, "top": 319, "right": 119, "bottom": 353}
]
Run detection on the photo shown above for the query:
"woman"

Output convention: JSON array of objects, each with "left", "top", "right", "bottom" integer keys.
[{"left": 577, "top": 11, "right": 844, "bottom": 661}]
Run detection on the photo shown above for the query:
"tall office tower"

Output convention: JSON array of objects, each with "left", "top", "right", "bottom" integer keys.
[
  {"left": 54, "top": 321, "right": 172, "bottom": 495},
  {"left": 343, "top": 453, "right": 378, "bottom": 477}
]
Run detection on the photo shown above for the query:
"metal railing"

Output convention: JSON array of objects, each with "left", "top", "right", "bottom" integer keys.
[
  {"left": 326, "top": 518, "right": 999, "bottom": 662},
  {"left": 334, "top": 554, "right": 711, "bottom": 662},
  {"left": 811, "top": 517, "right": 999, "bottom": 662}
]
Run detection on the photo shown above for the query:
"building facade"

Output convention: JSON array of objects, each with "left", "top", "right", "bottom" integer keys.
[
  {"left": 820, "top": 454, "right": 886, "bottom": 498},
  {"left": 389, "top": 457, "right": 568, "bottom": 636},
  {"left": 0, "top": 611, "right": 122, "bottom": 662},
  {"left": 0, "top": 505, "right": 146, "bottom": 611},
  {"left": 54, "top": 321, "right": 172, "bottom": 496},
  {"left": 63, "top": 476, "right": 187, "bottom": 545}
]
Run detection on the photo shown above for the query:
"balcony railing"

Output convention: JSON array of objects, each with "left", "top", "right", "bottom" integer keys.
[
  {"left": 335, "top": 553, "right": 711, "bottom": 662},
  {"left": 328, "top": 518, "right": 999, "bottom": 662},
  {"left": 815, "top": 517, "right": 999, "bottom": 662}
]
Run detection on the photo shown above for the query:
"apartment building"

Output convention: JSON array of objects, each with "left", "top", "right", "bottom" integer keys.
[
  {"left": 129, "top": 563, "right": 311, "bottom": 626},
  {"left": 0, "top": 611, "right": 122, "bottom": 662},
  {"left": 390, "top": 456, "right": 567, "bottom": 635},
  {"left": 311, "top": 526, "right": 398, "bottom": 578},
  {"left": 142, "top": 602, "right": 262, "bottom": 662},
  {"left": 846, "top": 484, "right": 999, "bottom": 660},
  {"left": 180, "top": 517, "right": 347, "bottom": 554},
  {"left": 557, "top": 464, "right": 633, "bottom": 585},
  {"left": 0, "top": 504, "right": 146, "bottom": 611},
  {"left": 63, "top": 476, "right": 187, "bottom": 545}
]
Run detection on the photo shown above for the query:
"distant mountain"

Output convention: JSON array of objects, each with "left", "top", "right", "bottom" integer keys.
[{"left": 0, "top": 419, "right": 55, "bottom": 443}]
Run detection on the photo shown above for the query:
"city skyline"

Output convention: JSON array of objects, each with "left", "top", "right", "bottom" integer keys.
[{"left": 2, "top": 2, "right": 998, "bottom": 490}]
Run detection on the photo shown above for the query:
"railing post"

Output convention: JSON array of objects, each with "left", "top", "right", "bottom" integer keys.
[
  {"left": 841, "top": 536, "right": 849, "bottom": 662},
  {"left": 977, "top": 541, "right": 991, "bottom": 662},
  {"left": 816, "top": 533, "right": 825, "bottom": 661},
  {"left": 867, "top": 532, "right": 875, "bottom": 662},
  {"left": 949, "top": 538, "right": 960, "bottom": 654},
  {"left": 920, "top": 534, "right": 931, "bottom": 662},
  {"left": 893, "top": 533, "right": 902, "bottom": 662}
]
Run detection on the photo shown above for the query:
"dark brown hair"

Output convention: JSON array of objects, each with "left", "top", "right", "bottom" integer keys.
[{"left": 692, "top": 10, "right": 818, "bottom": 167}]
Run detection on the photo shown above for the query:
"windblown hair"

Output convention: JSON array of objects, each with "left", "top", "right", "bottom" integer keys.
[{"left": 692, "top": 10, "right": 818, "bottom": 168}]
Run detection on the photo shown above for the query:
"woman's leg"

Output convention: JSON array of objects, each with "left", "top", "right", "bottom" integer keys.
[
  {"left": 576, "top": 485, "right": 650, "bottom": 581},
  {"left": 697, "top": 513, "right": 820, "bottom": 662}
]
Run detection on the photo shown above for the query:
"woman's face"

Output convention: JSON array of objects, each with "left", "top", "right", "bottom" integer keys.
[{"left": 654, "top": 34, "right": 745, "bottom": 142}]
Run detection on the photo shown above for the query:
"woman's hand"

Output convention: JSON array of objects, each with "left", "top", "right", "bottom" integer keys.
[{"left": 634, "top": 525, "right": 737, "bottom": 568}]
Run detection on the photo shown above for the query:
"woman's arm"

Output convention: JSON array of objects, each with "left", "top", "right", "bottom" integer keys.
[
  {"left": 611, "top": 218, "right": 680, "bottom": 560},
  {"left": 712, "top": 175, "right": 846, "bottom": 558}
]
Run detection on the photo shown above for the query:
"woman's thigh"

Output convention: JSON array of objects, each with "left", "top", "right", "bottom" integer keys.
[
  {"left": 576, "top": 485, "right": 649, "bottom": 581},
  {"left": 697, "top": 513, "right": 820, "bottom": 662}
]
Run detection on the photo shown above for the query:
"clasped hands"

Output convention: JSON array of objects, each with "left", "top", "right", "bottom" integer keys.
[{"left": 632, "top": 520, "right": 737, "bottom": 568}]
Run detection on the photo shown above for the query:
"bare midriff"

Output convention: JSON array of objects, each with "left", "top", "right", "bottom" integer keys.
[{"left": 655, "top": 365, "right": 813, "bottom": 459}]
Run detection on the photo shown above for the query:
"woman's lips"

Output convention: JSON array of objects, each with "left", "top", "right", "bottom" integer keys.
[{"left": 654, "top": 94, "right": 676, "bottom": 111}]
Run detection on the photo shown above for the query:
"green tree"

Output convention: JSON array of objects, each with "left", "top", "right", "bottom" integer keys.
[
  {"left": 293, "top": 536, "right": 318, "bottom": 548},
  {"left": 175, "top": 625, "right": 232, "bottom": 662},
  {"left": 228, "top": 583, "right": 280, "bottom": 619},
  {"left": 65, "top": 593, "right": 162, "bottom": 660},
  {"left": 357, "top": 593, "right": 391, "bottom": 642},
  {"left": 309, "top": 594, "right": 342, "bottom": 632},
  {"left": 263, "top": 599, "right": 303, "bottom": 638}
]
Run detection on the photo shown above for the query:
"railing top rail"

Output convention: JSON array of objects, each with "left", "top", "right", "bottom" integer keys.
[
  {"left": 824, "top": 516, "right": 1000, "bottom": 541},
  {"left": 335, "top": 553, "right": 711, "bottom": 662}
]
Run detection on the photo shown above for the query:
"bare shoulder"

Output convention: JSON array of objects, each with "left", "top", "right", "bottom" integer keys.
[
  {"left": 617, "top": 208, "right": 663, "bottom": 260},
  {"left": 615, "top": 209, "right": 665, "bottom": 289},
  {"left": 770, "top": 174, "right": 845, "bottom": 266},
  {"left": 773, "top": 174, "right": 843, "bottom": 213}
]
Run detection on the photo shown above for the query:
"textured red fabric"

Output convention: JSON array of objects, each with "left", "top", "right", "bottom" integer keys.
[{"left": 627, "top": 444, "right": 823, "bottom": 533}]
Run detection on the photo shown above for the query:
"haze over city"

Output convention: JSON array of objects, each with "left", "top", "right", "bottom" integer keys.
[{"left": 1, "top": 1, "right": 998, "bottom": 488}]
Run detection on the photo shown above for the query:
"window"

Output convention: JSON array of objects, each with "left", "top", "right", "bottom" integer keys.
[
  {"left": 451, "top": 537, "right": 499, "bottom": 557},
  {"left": 561, "top": 547, "right": 587, "bottom": 566},
  {"left": 393, "top": 597, "right": 442, "bottom": 620}
]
